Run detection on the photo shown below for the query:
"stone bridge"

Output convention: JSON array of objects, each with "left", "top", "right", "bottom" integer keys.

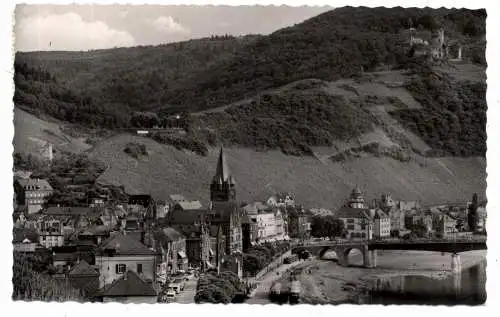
[{"left": 296, "top": 237, "right": 487, "bottom": 269}]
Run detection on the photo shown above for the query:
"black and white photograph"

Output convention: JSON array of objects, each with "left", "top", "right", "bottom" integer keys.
[{"left": 6, "top": 0, "right": 493, "bottom": 308}]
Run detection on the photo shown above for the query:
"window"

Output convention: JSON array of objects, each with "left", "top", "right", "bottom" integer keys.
[
  {"left": 347, "top": 225, "right": 355, "bottom": 230},
  {"left": 137, "top": 264, "right": 143, "bottom": 274},
  {"left": 116, "top": 264, "right": 126, "bottom": 274}
]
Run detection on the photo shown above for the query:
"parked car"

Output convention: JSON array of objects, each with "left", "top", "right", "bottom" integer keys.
[
  {"left": 166, "top": 290, "right": 176, "bottom": 301},
  {"left": 184, "top": 272, "right": 195, "bottom": 281},
  {"left": 168, "top": 282, "right": 182, "bottom": 294},
  {"left": 174, "top": 278, "right": 185, "bottom": 291}
]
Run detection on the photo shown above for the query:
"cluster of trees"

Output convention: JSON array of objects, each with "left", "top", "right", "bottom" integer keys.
[
  {"left": 242, "top": 242, "right": 290, "bottom": 277},
  {"left": 12, "top": 252, "right": 83, "bottom": 301},
  {"left": 151, "top": 132, "right": 209, "bottom": 156},
  {"left": 123, "top": 142, "right": 148, "bottom": 158},
  {"left": 197, "top": 91, "right": 373, "bottom": 155},
  {"left": 14, "top": 151, "right": 112, "bottom": 207},
  {"left": 310, "top": 215, "right": 345, "bottom": 239},
  {"left": 194, "top": 271, "right": 244, "bottom": 304},
  {"left": 390, "top": 70, "right": 486, "bottom": 157}
]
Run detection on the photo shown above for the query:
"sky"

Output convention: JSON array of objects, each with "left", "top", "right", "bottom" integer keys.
[{"left": 14, "top": 4, "right": 332, "bottom": 51}]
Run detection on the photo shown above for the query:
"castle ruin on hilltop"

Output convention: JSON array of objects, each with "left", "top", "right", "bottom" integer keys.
[{"left": 409, "top": 27, "right": 463, "bottom": 63}]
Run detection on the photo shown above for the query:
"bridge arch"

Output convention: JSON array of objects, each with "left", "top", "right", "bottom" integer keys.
[
  {"left": 319, "top": 247, "right": 339, "bottom": 261},
  {"left": 342, "top": 247, "right": 365, "bottom": 267}
]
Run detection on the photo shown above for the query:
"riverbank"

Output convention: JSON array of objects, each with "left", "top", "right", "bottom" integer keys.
[{"left": 274, "top": 250, "right": 487, "bottom": 305}]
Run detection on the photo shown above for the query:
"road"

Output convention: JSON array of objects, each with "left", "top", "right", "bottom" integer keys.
[
  {"left": 246, "top": 259, "right": 312, "bottom": 304},
  {"left": 174, "top": 277, "right": 199, "bottom": 304}
]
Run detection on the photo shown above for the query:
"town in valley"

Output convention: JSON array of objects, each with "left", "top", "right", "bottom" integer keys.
[{"left": 12, "top": 5, "right": 487, "bottom": 305}]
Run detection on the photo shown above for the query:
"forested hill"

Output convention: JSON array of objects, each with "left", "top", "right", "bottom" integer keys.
[
  {"left": 161, "top": 6, "right": 486, "bottom": 111},
  {"left": 14, "top": 7, "right": 486, "bottom": 157},
  {"left": 14, "top": 34, "right": 262, "bottom": 127}
]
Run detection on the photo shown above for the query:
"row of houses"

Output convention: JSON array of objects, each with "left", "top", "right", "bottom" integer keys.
[{"left": 312, "top": 187, "right": 487, "bottom": 240}]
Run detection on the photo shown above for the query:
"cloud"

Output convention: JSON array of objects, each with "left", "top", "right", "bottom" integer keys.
[
  {"left": 15, "top": 12, "right": 135, "bottom": 51},
  {"left": 150, "top": 16, "right": 190, "bottom": 35}
]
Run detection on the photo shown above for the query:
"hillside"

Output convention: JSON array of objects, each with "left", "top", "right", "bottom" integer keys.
[
  {"left": 13, "top": 108, "right": 91, "bottom": 157},
  {"left": 89, "top": 134, "right": 486, "bottom": 209},
  {"left": 162, "top": 7, "right": 486, "bottom": 111},
  {"left": 13, "top": 83, "right": 486, "bottom": 209},
  {"left": 14, "top": 7, "right": 485, "bottom": 121}
]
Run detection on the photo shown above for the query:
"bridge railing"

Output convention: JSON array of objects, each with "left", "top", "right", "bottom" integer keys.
[{"left": 300, "top": 236, "right": 486, "bottom": 246}]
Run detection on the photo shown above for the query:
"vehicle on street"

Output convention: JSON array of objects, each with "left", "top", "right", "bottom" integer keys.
[
  {"left": 166, "top": 290, "right": 176, "bottom": 301},
  {"left": 184, "top": 272, "right": 195, "bottom": 281},
  {"left": 168, "top": 281, "right": 182, "bottom": 294},
  {"left": 174, "top": 278, "right": 185, "bottom": 291}
]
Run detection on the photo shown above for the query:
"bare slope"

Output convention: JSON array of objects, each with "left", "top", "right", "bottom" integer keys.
[
  {"left": 13, "top": 108, "right": 91, "bottom": 156},
  {"left": 90, "top": 134, "right": 485, "bottom": 209}
]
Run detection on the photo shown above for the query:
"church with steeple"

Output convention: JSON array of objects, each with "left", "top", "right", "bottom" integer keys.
[{"left": 208, "top": 148, "right": 243, "bottom": 256}]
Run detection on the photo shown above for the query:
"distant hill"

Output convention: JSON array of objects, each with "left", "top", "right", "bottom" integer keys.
[
  {"left": 162, "top": 7, "right": 486, "bottom": 111},
  {"left": 14, "top": 7, "right": 485, "bottom": 120}
]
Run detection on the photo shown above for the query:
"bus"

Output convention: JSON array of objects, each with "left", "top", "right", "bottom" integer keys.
[
  {"left": 269, "top": 282, "right": 282, "bottom": 301},
  {"left": 289, "top": 281, "right": 301, "bottom": 304}
]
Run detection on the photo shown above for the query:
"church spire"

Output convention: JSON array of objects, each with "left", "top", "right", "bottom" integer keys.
[
  {"left": 213, "top": 147, "right": 235, "bottom": 184},
  {"left": 210, "top": 147, "right": 236, "bottom": 202}
]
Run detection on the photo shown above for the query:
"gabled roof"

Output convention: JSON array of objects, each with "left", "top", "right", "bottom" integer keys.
[
  {"left": 45, "top": 206, "right": 91, "bottom": 216},
  {"left": 16, "top": 178, "right": 52, "bottom": 191},
  {"left": 168, "top": 208, "right": 207, "bottom": 225},
  {"left": 373, "top": 209, "right": 389, "bottom": 219},
  {"left": 13, "top": 228, "right": 38, "bottom": 243},
  {"left": 68, "top": 260, "right": 99, "bottom": 276},
  {"left": 336, "top": 206, "right": 371, "bottom": 219},
  {"left": 155, "top": 227, "right": 185, "bottom": 243},
  {"left": 175, "top": 201, "right": 202, "bottom": 210},
  {"left": 97, "top": 233, "right": 155, "bottom": 256},
  {"left": 169, "top": 194, "right": 186, "bottom": 203},
  {"left": 98, "top": 270, "right": 157, "bottom": 297}
]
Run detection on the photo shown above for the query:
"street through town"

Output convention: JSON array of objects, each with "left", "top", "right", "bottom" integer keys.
[
  {"left": 174, "top": 277, "right": 199, "bottom": 304},
  {"left": 246, "top": 258, "right": 314, "bottom": 304}
]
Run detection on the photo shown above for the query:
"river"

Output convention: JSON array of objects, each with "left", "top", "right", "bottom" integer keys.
[
  {"left": 247, "top": 250, "right": 487, "bottom": 305},
  {"left": 366, "top": 260, "right": 487, "bottom": 305}
]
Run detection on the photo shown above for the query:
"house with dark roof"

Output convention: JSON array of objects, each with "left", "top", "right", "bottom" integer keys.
[
  {"left": 14, "top": 178, "right": 53, "bottom": 214},
  {"left": 96, "top": 270, "right": 158, "bottom": 303},
  {"left": 154, "top": 227, "right": 188, "bottom": 275},
  {"left": 336, "top": 187, "right": 374, "bottom": 240},
  {"left": 128, "top": 194, "right": 156, "bottom": 219},
  {"left": 67, "top": 260, "right": 100, "bottom": 298},
  {"left": 164, "top": 205, "right": 211, "bottom": 270},
  {"left": 12, "top": 228, "right": 42, "bottom": 253},
  {"left": 95, "top": 233, "right": 157, "bottom": 288}
]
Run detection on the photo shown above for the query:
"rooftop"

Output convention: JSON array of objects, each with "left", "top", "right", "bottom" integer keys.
[
  {"left": 97, "top": 233, "right": 155, "bottom": 256},
  {"left": 336, "top": 206, "right": 371, "bottom": 219},
  {"left": 98, "top": 270, "right": 157, "bottom": 297},
  {"left": 68, "top": 260, "right": 99, "bottom": 277},
  {"left": 16, "top": 178, "right": 52, "bottom": 191}
]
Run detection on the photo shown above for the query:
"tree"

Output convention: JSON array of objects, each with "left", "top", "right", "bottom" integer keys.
[
  {"left": 413, "top": 219, "right": 428, "bottom": 238},
  {"left": 12, "top": 253, "right": 83, "bottom": 301},
  {"left": 467, "top": 193, "right": 479, "bottom": 232},
  {"left": 310, "top": 215, "right": 345, "bottom": 239}
]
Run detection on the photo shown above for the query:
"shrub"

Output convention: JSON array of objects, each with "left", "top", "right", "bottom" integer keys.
[{"left": 123, "top": 142, "right": 148, "bottom": 158}]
